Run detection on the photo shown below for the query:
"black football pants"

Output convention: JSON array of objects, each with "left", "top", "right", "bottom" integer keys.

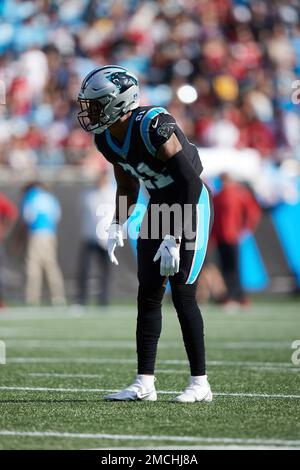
[{"left": 136, "top": 184, "right": 213, "bottom": 376}]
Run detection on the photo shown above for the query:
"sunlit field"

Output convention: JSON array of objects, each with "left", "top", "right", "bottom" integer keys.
[{"left": 0, "top": 301, "right": 299, "bottom": 450}]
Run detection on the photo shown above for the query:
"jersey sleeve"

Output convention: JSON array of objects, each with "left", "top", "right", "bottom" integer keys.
[{"left": 140, "top": 108, "right": 176, "bottom": 156}]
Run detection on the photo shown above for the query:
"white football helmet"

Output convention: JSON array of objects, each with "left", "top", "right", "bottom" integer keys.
[{"left": 77, "top": 65, "right": 140, "bottom": 134}]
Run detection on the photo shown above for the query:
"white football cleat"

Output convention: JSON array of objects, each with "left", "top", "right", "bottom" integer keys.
[
  {"left": 172, "top": 380, "right": 213, "bottom": 403},
  {"left": 104, "top": 379, "right": 157, "bottom": 402}
]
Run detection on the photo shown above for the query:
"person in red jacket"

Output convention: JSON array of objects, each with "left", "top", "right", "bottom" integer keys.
[
  {"left": 0, "top": 193, "right": 19, "bottom": 308},
  {"left": 212, "top": 173, "right": 261, "bottom": 306}
]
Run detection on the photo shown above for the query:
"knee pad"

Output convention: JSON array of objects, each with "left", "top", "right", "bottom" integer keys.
[
  {"left": 138, "top": 283, "right": 166, "bottom": 311},
  {"left": 171, "top": 283, "right": 198, "bottom": 313}
]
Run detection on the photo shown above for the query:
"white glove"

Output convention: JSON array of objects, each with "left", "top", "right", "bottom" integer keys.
[
  {"left": 107, "top": 223, "right": 124, "bottom": 266},
  {"left": 153, "top": 235, "right": 180, "bottom": 277}
]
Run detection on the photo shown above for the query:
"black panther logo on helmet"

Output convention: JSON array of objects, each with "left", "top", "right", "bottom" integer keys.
[{"left": 108, "top": 72, "right": 138, "bottom": 93}]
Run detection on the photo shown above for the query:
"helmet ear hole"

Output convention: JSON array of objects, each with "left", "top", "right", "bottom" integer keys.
[{"left": 115, "top": 101, "right": 125, "bottom": 108}]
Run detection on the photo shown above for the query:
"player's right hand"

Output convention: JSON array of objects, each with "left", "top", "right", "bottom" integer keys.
[
  {"left": 153, "top": 235, "right": 180, "bottom": 277},
  {"left": 107, "top": 223, "right": 124, "bottom": 266}
]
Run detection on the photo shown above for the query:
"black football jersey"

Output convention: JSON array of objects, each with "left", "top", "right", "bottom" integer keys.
[{"left": 94, "top": 106, "right": 203, "bottom": 198}]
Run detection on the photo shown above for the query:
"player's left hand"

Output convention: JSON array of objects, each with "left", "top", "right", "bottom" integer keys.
[
  {"left": 107, "top": 222, "right": 124, "bottom": 266},
  {"left": 153, "top": 235, "right": 180, "bottom": 277}
]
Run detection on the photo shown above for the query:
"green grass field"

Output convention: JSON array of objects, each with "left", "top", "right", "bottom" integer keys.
[{"left": 0, "top": 301, "right": 299, "bottom": 450}]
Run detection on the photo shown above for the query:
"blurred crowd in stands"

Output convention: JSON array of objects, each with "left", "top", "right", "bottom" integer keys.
[
  {"left": 0, "top": 0, "right": 300, "bottom": 176},
  {"left": 0, "top": 0, "right": 300, "bottom": 305}
]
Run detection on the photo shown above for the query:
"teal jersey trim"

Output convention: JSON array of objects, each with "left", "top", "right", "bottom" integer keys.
[
  {"left": 140, "top": 107, "right": 169, "bottom": 156},
  {"left": 186, "top": 185, "right": 211, "bottom": 285},
  {"left": 105, "top": 111, "right": 136, "bottom": 159}
]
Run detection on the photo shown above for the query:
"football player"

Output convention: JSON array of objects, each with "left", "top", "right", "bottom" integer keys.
[{"left": 78, "top": 65, "right": 213, "bottom": 403}]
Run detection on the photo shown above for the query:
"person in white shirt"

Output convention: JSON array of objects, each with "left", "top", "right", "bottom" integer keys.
[{"left": 78, "top": 171, "right": 115, "bottom": 306}]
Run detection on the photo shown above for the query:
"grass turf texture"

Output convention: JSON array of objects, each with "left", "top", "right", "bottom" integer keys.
[{"left": 0, "top": 301, "right": 299, "bottom": 450}]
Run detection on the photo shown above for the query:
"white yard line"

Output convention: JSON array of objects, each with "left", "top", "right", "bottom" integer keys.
[
  {"left": 0, "top": 328, "right": 39, "bottom": 337},
  {"left": 0, "top": 386, "right": 299, "bottom": 400},
  {"left": 8, "top": 357, "right": 138, "bottom": 364},
  {"left": 207, "top": 361, "right": 295, "bottom": 368},
  {"left": 28, "top": 370, "right": 189, "bottom": 377},
  {"left": 221, "top": 342, "right": 290, "bottom": 350},
  {"left": 6, "top": 357, "right": 298, "bottom": 369},
  {"left": 156, "top": 367, "right": 300, "bottom": 374},
  {"left": 3, "top": 340, "right": 176, "bottom": 350},
  {"left": 27, "top": 369, "right": 299, "bottom": 378},
  {"left": 0, "top": 430, "right": 299, "bottom": 447},
  {"left": 1, "top": 338, "right": 292, "bottom": 350},
  {"left": 6, "top": 341, "right": 137, "bottom": 349},
  {"left": 249, "top": 366, "right": 300, "bottom": 373},
  {"left": 0, "top": 311, "right": 87, "bottom": 321},
  {"left": 28, "top": 373, "right": 103, "bottom": 379},
  {"left": 212, "top": 392, "right": 300, "bottom": 399},
  {"left": 0, "top": 386, "right": 119, "bottom": 393}
]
